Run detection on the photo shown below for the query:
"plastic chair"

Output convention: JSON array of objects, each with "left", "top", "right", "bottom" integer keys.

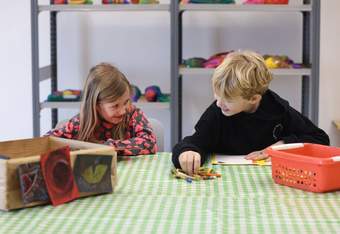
[
  {"left": 55, "top": 118, "right": 164, "bottom": 152},
  {"left": 148, "top": 118, "right": 164, "bottom": 152}
]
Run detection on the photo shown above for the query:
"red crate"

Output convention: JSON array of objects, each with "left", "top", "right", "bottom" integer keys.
[{"left": 265, "top": 143, "right": 340, "bottom": 193}]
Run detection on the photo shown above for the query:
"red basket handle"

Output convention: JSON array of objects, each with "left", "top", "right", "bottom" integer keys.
[
  {"left": 270, "top": 143, "right": 304, "bottom": 151},
  {"left": 332, "top": 156, "right": 340, "bottom": 162}
]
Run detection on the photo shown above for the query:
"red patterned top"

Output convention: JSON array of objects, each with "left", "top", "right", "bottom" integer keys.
[{"left": 46, "top": 105, "right": 157, "bottom": 156}]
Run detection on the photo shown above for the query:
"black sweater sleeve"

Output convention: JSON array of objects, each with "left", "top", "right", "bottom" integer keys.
[
  {"left": 172, "top": 104, "right": 219, "bottom": 169},
  {"left": 281, "top": 106, "right": 330, "bottom": 145}
]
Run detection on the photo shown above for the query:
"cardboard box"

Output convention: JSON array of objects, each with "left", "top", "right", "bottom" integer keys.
[{"left": 0, "top": 136, "right": 117, "bottom": 211}]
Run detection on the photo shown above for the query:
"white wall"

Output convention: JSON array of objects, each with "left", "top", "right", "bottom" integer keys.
[
  {"left": 1, "top": 0, "right": 339, "bottom": 149},
  {"left": 0, "top": 1, "right": 32, "bottom": 141}
]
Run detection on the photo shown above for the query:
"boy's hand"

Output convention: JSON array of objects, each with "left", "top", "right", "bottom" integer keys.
[
  {"left": 245, "top": 141, "right": 284, "bottom": 161},
  {"left": 245, "top": 150, "right": 269, "bottom": 161},
  {"left": 179, "top": 151, "right": 201, "bottom": 176}
]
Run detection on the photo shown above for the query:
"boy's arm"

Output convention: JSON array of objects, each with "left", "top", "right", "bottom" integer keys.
[
  {"left": 45, "top": 115, "right": 80, "bottom": 139},
  {"left": 281, "top": 107, "right": 330, "bottom": 145},
  {"left": 172, "top": 104, "right": 219, "bottom": 168},
  {"left": 105, "top": 109, "right": 157, "bottom": 156}
]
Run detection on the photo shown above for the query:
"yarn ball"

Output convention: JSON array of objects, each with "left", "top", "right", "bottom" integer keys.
[
  {"left": 157, "top": 94, "right": 170, "bottom": 102},
  {"left": 184, "top": 57, "right": 207, "bottom": 68},
  {"left": 145, "top": 85, "right": 162, "bottom": 102},
  {"left": 131, "top": 85, "right": 142, "bottom": 102}
]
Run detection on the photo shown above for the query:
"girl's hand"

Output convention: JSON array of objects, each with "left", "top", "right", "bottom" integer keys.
[
  {"left": 245, "top": 150, "right": 269, "bottom": 161},
  {"left": 179, "top": 151, "right": 201, "bottom": 176}
]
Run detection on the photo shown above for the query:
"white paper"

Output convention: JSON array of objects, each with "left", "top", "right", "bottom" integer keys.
[{"left": 211, "top": 154, "right": 271, "bottom": 165}]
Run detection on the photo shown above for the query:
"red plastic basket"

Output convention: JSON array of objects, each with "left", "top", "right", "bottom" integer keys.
[{"left": 265, "top": 143, "right": 340, "bottom": 193}]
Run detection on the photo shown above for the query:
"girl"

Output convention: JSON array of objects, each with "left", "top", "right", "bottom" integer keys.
[{"left": 47, "top": 63, "right": 157, "bottom": 156}]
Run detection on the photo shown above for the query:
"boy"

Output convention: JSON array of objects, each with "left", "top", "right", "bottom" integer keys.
[{"left": 172, "top": 51, "right": 329, "bottom": 175}]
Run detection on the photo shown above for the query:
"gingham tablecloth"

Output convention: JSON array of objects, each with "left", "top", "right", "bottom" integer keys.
[{"left": 0, "top": 153, "right": 339, "bottom": 234}]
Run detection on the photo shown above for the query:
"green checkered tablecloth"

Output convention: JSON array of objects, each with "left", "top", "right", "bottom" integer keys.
[{"left": 0, "top": 153, "right": 339, "bottom": 234}]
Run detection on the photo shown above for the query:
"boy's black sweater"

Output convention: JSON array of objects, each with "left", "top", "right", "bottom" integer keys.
[{"left": 172, "top": 90, "right": 330, "bottom": 168}]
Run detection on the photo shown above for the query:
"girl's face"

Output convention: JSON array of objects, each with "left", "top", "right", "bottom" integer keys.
[
  {"left": 97, "top": 89, "right": 130, "bottom": 125},
  {"left": 214, "top": 93, "right": 260, "bottom": 116}
]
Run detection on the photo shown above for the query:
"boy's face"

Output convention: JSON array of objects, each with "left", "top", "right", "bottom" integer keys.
[
  {"left": 214, "top": 93, "right": 260, "bottom": 116},
  {"left": 96, "top": 89, "right": 130, "bottom": 124}
]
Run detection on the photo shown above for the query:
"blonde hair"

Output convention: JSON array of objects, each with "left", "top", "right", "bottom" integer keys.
[
  {"left": 78, "top": 63, "right": 131, "bottom": 142},
  {"left": 212, "top": 51, "right": 273, "bottom": 100}
]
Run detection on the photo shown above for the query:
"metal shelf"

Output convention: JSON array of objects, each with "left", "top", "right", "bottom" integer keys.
[
  {"left": 41, "top": 101, "right": 170, "bottom": 110},
  {"left": 39, "top": 4, "right": 170, "bottom": 12},
  {"left": 180, "top": 4, "right": 311, "bottom": 12},
  {"left": 41, "top": 102, "right": 80, "bottom": 109},
  {"left": 179, "top": 67, "right": 311, "bottom": 76}
]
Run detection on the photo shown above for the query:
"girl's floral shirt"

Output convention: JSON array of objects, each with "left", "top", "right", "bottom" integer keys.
[{"left": 46, "top": 105, "right": 157, "bottom": 156}]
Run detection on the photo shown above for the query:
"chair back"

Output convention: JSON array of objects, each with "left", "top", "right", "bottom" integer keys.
[{"left": 148, "top": 118, "right": 164, "bottom": 152}]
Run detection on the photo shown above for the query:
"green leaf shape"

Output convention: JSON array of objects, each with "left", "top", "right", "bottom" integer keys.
[{"left": 81, "top": 164, "right": 108, "bottom": 184}]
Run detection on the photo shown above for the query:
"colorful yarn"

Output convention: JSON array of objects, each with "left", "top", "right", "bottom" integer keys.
[
  {"left": 131, "top": 85, "right": 142, "bottom": 102},
  {"left": 144, "top": 85, "right": 162, "bottom": 102},
  {"left": 184, "top": 57, "right": 207, "bottom": 68}
]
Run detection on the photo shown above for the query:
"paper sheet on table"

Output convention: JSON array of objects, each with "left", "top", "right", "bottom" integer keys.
[{"left": 211, "top": 154, "right": 271, "bottom": 166}]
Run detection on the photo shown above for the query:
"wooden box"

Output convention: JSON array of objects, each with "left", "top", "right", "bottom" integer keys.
[{"left": 0, "top": 136, "right": 117, "bottom": 211}]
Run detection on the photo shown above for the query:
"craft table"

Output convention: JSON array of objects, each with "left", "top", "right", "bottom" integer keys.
[{"left": 0, "top": 153, "right": 339, "bottom": 233}]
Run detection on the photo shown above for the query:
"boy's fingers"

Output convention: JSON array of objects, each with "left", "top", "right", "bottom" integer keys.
[
  {"left": 179, "top": 153, "right": 192, "bottom": 175},
  {"left": 193, "top": 154, "right": 200, "bottom": 173},
  {"left": 255, "top": 153, "right": 269, "bottom": 160},
  {"left": 245, "top": 152, "right": 257, "bottom": 160},
  {"left": 256, "top": 151, "right": 268, "bottom": 160},
  {"left": 185, "top": 157, "right": 193, "bottom": 175},
  {"left": 245, "top": 151, "right": 268, "bottom": 160},
  {"left": 179, "top": 154, "right": 187, "bottom": 173}
]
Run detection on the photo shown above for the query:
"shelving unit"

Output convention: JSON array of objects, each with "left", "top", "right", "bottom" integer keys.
[
  {"left": 179, "top": 68, "right": 312, "bottom": 76},
  {"left": 32, "top": 1, "right": 320, "bottom": 148},
  {"left": 31, "top": 0, "right": 171, "bottom": 137},
  {"left": 40, "top": 101, "right": 170, "bottom": 110},
  {"left": 180, "top": 3, "right": 312, "bottom": 11},
  {"left": 171, "top": 0, "right": 320, "bottom": 145},
  {"left": 38, "top": 4, "right": 170, "bottom": 11}
]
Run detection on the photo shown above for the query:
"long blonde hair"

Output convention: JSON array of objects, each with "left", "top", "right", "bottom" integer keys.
[
  {"left": 212, "top": 51, "right": 273, "bottom": 100},
  {"left": 78, "top": 63, "right": 131, "bottom": 142}
]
